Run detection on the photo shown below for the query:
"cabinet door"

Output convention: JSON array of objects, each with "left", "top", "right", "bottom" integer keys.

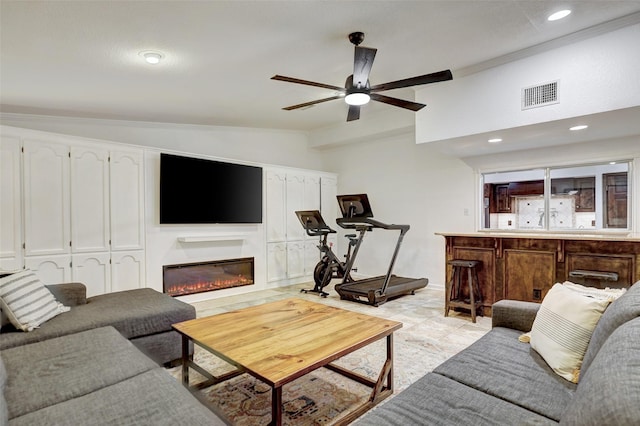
[
  {"left": 24, "top": 255, "right": 71, "bottom": 285},
  {"left": 0, "top": 136, "right": 23, "bottom": 270},
  {"left": 70, "top": 146, "right": 110, "bottom": 253},
  {"left": 320, "top": 176, "right": 338, "bottom": 226},
  {"left": 110, "top": 150, "right": 144, "bottom": 250},
  {"left": 23, "top": 140, "right": 70, "bottom": 256},
  {"left": 266, "top": 170, "right": 286, "bottom": 242},
  {"left": 72, "top": 252, "right": 111, "bottom": 297},
  {"left": 304, "top": 240, "right": 319, "bottom": 276},
  {"left": 504, "top": 249, "right": 556, "bottom": 302},
  {"left": 495, "top": 184, "right": 511, "bottom": 213},
  {"left": 286, "top": 174, "right": 305, "bottom": 241},
  {"left": 267, "top": 242, "right": 287, "bottom": 282},
  {"left": 304, "top": 175, "right": 321, "bottom": 210},
  {"left": 604, "top": 173, "right": 628, "bottom": 228},
  {"left": 286, "top": 241, "right": 305, "bottom": 278},
  {"left": 303, "top": 175, "right": 321, "bottom": 240},
  {"left": 111, "top": 250, "right": 145, "bottom": 292}
]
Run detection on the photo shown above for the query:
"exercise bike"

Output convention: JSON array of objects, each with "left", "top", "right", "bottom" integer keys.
[{"left": 295, "top": 210, "right": 357, "bottom": 297}]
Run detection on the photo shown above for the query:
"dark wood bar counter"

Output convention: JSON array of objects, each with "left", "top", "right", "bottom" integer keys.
[{"left": 437, "top": 232, "right": 640, "bottom": 316}]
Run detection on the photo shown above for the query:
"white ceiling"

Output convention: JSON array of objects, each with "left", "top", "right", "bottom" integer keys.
[{"left": 2, "top": 1, "right": 640, "bottom": 147}]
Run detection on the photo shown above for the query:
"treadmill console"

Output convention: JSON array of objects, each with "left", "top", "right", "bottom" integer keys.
[{"left": 337, "top": 194, "right": 374, "bottom": 218}]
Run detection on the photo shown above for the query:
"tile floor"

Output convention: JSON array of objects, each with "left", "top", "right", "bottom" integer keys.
[{"left": 189, "top": 281, "right": 492, "bottom": 393}]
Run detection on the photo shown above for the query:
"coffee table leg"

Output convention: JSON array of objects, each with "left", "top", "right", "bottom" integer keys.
[
  {"left": 386, "top": 333, "right": 394, "bottom": 392},
  {"left": 272, "top": 386, "right": 282, "bottom": 426},
  {"left": 181, "top": 335, "right": 190, "bottom": 387}
]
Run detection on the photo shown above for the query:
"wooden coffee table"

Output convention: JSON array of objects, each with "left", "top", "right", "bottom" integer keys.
[{"left": 172, "top": 298, "right": 402, "bottom": 425}]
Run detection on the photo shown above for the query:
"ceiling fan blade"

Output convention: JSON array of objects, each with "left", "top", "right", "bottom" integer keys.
[
  {"left": 370, "top": 93, "right": 426, "bottom": 111},
  {"left": 271, "top": 75, "right": 346, "bottom": 92},
  {"left": 347, "top": 105, "right": 360, "bottom": 121},
  {"left": 282, "top": 95, "right": 343, "bottom": 111},
  {"left": 353, "top": 46, "right": 377, "bottom": 89},
  {"left": 369, "top": 69, "right": 452, "bottom": 92}
]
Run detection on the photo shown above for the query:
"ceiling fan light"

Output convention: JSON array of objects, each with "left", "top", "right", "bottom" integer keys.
[{"left": 345, "top": 92, "right": 370, "bottom": 106}]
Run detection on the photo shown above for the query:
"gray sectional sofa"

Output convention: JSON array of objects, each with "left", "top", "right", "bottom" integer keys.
[
  {"left": 1, "top": 282, "right": 227, "bottom": 425},
  {"left": 1, "top": 283, "right": 193, "bottom": 365},
  {"left": 356, "top": 280, "right": 640, "bottom": 425}
]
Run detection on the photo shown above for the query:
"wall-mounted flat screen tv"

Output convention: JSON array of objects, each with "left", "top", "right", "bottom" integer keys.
[{"left": 160, "top": 153, "right": 263, "bottom": 224}]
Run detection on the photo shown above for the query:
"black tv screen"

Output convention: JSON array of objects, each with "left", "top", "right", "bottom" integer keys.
[{"left": 160, "top": 153, "right": 263, "bottom": 224}]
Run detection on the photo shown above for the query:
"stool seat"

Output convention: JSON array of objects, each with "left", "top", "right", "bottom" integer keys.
[
  {"left": 445, "top": 259, "right": 483, "bottom": 323},
  {"left": 448, "top": 260, "right": 479, "bottom": 268}
]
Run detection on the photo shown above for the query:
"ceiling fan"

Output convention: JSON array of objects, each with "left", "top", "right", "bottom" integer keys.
[{"left": 272, "top": 31, "right": 453, "bottom": 122}]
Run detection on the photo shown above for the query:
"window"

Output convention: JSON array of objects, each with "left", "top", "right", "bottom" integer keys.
[{"left": 482, "top": 161, "right": 631, "bottom": 231}]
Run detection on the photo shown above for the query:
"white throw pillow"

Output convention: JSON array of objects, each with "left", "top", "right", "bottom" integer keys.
[
  {"left": 561, "top": 281, "right": 626, "bottom": 301},
  {"left": 0, "top": 269, "right": 70, "bottom": 332},
  {"left": 529, "top": 282, "right": 611, "bottom": 383}
]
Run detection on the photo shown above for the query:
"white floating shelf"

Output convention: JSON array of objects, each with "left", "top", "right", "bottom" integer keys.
[{"left": 177, "top": 234, "right": 248, "bottom": 243}]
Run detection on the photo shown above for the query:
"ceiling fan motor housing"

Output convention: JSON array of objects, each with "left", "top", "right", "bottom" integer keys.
[
  {"left": 348, "top": 31, "right": 365, "bottom": 46},
  {"left": 345, "top": 75, "right": 370, "bottom": 92}
]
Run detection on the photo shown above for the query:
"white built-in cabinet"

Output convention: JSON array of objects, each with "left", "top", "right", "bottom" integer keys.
[
  {"left": 265, "top": 168, "right": 337, "bottom": 285},
  {"left": 0, "top": 136, "right": 23, "bottom": 271},
  {"left": 0, "top": 127, "right": 145, "bottom": 297}
]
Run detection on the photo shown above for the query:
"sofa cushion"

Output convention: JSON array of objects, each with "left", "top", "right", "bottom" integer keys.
[
  {"left": 0, "top": 355, "right": 8, "bottom": 426},
  {"left": 560, "top": 317, "right": 640, "bottom": 426},
  {"left": 7, "top": 369, "right": 227, "bottom": 426},
  {"left": 2, "top": 326, "right": 158, "bottom": 419},
  {"left": 529, "top": 283, "right": 611, "bottom": 383},
  {"left": 354, "top": 372, "right": 556, "bottom": 426},
  {"left": 581, "top": 280, "right": 640, "bottom": 375},
  {"left": 0, "top": 288, "right": 195, "bottom": 351},
  {"left": 0, "top": 269, "right": 69, "bottom": 331},
  {"left": 84, "top": 288, "right": 195, "bottom": 339},
  {"left": 433, "top": 326, "right": 576, "bottom": 421}
]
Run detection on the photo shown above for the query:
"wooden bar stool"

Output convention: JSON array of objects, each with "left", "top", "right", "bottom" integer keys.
[{"left": 445, "top": 260, "right": 483, "bottom": 323}]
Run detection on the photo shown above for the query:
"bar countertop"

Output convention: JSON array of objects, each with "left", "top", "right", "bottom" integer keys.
[{"left": 436, "top": 231, "right": 640, "bottom": 242}]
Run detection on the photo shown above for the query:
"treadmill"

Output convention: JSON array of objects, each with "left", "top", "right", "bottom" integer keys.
[{"left": 333, "top": 194, "right": 428, "bottom": 306}]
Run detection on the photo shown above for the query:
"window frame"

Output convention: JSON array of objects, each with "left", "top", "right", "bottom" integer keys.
[{"left": 480, "top": 160, "right": 633, "bottom": 233}]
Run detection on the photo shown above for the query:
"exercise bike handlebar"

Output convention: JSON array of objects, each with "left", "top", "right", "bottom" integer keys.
[{"left": 303, "top": 226, "right": 336, "bottom": 237}]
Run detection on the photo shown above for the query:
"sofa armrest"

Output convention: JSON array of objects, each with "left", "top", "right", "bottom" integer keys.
[
  {"left": 46, "top": 283, "right": 87, "bottom": 306},
  {"left": 491, "top": 300, "right": 540, "bottom": 332}
]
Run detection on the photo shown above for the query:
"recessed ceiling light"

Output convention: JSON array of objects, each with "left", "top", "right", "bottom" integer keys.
[
  {"left": 610, "top": 162, "right": 617, "bottom": 165},
  {"left": 139, "top": 50, "right": 163, "bottom": 65},
  {"left": 488, "top": 138, "right": 502, "bottom": 143},
  {"left": 548, "top": 10, "right": 571, "bottom": 21},
  {"left": 570, "top": 125, "right": 588, "bottom": 131}
]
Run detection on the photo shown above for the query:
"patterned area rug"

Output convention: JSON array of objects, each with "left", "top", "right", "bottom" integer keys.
[{"left": 167, "top": 349, "right": 372, "bottom": 425}]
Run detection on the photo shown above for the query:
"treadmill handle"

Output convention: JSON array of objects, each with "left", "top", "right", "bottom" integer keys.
[{"left": 337, "top": 217, "right": 410, "bottom": 233}]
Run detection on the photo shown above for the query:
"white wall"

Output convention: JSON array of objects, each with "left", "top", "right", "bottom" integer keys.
[
  {"left": 319, "top": 131, "right": 476, "bottom": 287},
  {"left": 0, "top": 114, "right": 321, "bottom": 170},
  {"left": 415, "top": 23, "right": 640, "bottom": 144}
]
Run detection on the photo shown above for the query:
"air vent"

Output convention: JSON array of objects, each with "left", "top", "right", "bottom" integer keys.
[{"left": 521, "top": 80, "right": 559, "bottom": 110}]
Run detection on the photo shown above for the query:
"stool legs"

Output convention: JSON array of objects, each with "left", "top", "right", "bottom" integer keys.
[
  {"left": 444, "top": 266, "right": 460, "bottom": 317},
  {"left": 445, "top": 261, "right": 483, "bottom": 323},
  {"left": 468, "top": 266, "right": 476, "bottom": 323}
]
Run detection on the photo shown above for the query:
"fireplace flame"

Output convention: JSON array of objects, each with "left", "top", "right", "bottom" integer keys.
[{"left": 167, "top": 275, "right": 253, "bottom": 297}]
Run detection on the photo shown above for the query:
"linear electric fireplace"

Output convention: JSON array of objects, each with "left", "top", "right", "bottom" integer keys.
[{"left": 163, "top": 257, "right": 254, "bottom": 297}]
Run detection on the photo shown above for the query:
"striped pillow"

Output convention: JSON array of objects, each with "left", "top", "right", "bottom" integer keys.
[
  {"left": 0, "top": 269, "right": 70, "bottom": 332},
  {"left": 530, "top": 283, "right": 611, "bottom": 383}
]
